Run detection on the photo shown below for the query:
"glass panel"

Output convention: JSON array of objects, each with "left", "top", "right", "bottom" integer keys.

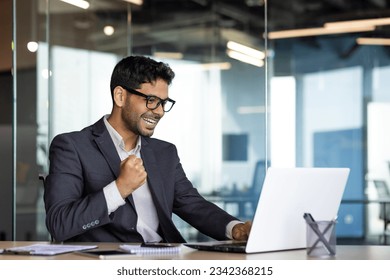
[
  {"left": 0, "top": 0, "right": 13, "bottom": 241},
  {"left": 12, "top": 0, "right": 390, "bottom": 244},
  {"left": 12, "top": 0, "right": 390, "bottom": 245},
  {"left": 14, "top": 0, "right": 48, "bottom": 240},
  {"left": 14, "top": 0, "right": 131, "bottom": 240},
  {"left": 267, "top": 1, "right": 390, "bottom": 244},
  {"left": 13, "top": 0, "right": 267, "bottom": 242}
]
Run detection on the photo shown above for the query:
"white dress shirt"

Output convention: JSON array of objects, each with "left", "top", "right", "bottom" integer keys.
[{"left": 102, "top": 116, "right": 162, "bottom": 242}]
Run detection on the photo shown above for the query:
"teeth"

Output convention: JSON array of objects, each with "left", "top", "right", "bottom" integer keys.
[{"left": 143, "top": 117, "right": 157, "bottom": 125}]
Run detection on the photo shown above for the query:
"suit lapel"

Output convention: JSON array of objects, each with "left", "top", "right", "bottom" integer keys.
[
  {"left": 141, "top": 137, "right": 186, "bottom": 243},
  {"left": 140, "top": 138, "right": 168, "bottom": 210},
  {"left": 92, "top": 118, "right": 121, "bottom": 177},
  {"left": 91, "top": 117, "right": 135, "bottom": 208}
]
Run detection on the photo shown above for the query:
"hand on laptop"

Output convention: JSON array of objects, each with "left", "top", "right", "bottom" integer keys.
[{"left": 232, "top": 221, "right": 252, "bottom": 241}]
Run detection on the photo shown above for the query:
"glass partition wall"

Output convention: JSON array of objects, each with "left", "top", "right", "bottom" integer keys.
[
  {"left": 9, "top": 0, "right": 390, "bottom": 243},
  {"left": 12, "top": 0, "right": 267, "bottom": 242},
  {"left": 267, "top": 1, "right": 390, "bottom": 243}
]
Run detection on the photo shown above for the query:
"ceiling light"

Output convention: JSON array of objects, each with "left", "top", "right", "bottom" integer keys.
[
  {"left": 325, "top": 17, "right": 390, "bottom": 29},
  {"left": 268, "top": 26, "right": 375, "bottom": 39},
  {"left": 153, "top": 52, "right": 184, "bottom": 60},
  {"left": 173, "top": 62, "right": 231, "bottom": 71},
  {"left": 356, "top": 37, "right": 390, "bottom": 46},
  {"left": 27, "top": 41, "right": 39, "bottom": 53},
  {"left": 122, "top": 0, "right": 143, "bottom": 5},
  {"left": 226, "top": 49, "right": 264, "bottom": 67},
  {"left": 103, "top": 25, "right": 115, "bottom": 36},
  {"left": 227, "top": 41, "right": 265, "bottom": 59},
  {"left": 269, "top": 17, "right": 390, "bottom": 40},
  {"left": 60, "top": 0, "right": 90, "bottom": 9},
  {"left": 200, "top": 62, "right": 231, "bottom": 70}
]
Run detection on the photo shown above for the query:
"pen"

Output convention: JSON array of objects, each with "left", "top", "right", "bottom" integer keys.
[
  {"left": 303, "top": 213, "right": 336, "bottom": 255},
  {"left": 141, "top": 242, "right": 176, "bottom": 248}
]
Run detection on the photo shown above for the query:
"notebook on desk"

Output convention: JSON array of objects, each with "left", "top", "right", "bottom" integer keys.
[{"left": 185, "top": 167, "right": 350, "bottom": 254}]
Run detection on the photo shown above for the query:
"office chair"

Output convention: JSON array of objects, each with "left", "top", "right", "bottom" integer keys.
[
  {"left": 38, "top": 173, "right": 54, "bottom": 242},
  {"left": 250, "top": 160, "right": 270, "bottom": 196},
  {"left": 373, "top": 179, "right": 390, "bottom": 244},
  {"left": 38, "top": 173, "right": 46, "bottom": 184}
]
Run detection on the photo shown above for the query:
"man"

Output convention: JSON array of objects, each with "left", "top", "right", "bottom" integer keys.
[{"left": 44, "top": 55, "right": 251, "bottom": 243}]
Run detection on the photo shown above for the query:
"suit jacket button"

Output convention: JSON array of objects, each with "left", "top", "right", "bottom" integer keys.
[
  {"left": 82, "top": 225, "right": 87, "bottom": 230},
  {"left": 95, "top": 219, "right": 100, "bottom": 225}
]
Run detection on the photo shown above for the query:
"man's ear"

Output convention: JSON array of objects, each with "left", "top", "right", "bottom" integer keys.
[{"left": 113, "top": 86, "right": 124, "bottom": 107}]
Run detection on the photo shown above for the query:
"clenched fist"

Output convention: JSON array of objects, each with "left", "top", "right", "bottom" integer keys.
[{"left": 115, "top": 155, "right": 147, "bottom": 198}]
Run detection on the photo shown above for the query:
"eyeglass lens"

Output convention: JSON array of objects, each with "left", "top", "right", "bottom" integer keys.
[{"left": 145, "top": 96, "right": 174, "bottom": 112}]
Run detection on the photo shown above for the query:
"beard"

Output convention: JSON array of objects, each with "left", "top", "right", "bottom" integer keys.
[{"left": 121, "top": 101, "right": 160, "bottom": 137}]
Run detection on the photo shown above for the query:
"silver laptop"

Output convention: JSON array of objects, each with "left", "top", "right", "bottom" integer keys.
[{"left": 185, "top": 167, "right": 349, "bottom": 253}]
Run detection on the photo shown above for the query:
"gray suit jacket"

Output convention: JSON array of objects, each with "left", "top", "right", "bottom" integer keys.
[{"left": 44, "top": 117, "right": 237, "bottom": 242}]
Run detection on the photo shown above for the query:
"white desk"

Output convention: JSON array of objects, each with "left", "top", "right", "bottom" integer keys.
[{"left": 0, "top": 241, "right": 389, "bottom": 260}]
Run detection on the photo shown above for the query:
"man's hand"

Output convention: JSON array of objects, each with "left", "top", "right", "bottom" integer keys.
[
  {"left": 232, "top": 221, "right": 252, "bottom": 241},
  {"left": 116, "top": 155, "right": 147, "bottom": 198}
]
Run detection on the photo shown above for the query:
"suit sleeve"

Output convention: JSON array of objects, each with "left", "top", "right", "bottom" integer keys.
[
  {"left": 171, "top": 147, "right": 239, "bottom": 240},
  {"left": 44, "top": 134, "right": 112, "bottom": 241}
]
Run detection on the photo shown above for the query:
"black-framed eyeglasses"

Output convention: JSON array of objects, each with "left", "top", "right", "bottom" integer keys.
[{"left": 121, "top": 85, "right": 176, "bottom": 112}]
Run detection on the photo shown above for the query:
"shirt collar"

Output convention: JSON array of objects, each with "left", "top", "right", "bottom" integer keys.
[{"left": 103, "top": 114, "right": 141, "bottom": 154}]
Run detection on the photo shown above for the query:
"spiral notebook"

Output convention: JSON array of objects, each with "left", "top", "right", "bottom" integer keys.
[{"left": 119, "top": 244, "right": 181, "bottom": 255}]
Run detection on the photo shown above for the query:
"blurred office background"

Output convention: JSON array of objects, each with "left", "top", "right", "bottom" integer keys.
[{"left": 1, "top": 0, "right": 390, "bottom": 244}]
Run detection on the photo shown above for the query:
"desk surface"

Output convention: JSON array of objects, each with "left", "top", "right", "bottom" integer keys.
[{"left": 0, "top": 241, "right": 389, "bottom": 260}]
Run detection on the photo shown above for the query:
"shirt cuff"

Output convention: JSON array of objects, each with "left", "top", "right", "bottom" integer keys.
[
  {"left": 226, "top": 220, "right": 243, "bottom": 239},
  {"left": 103, "top": 181, "right": 126, "bottom": 215}
]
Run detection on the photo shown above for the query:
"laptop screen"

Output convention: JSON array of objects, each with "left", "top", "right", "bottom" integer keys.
[{"left": 245, "top": 167, "right": 349, "bottom": 253}]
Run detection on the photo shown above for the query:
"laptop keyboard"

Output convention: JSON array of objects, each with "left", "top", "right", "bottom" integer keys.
[{"left": 216, "top": 242, "right": 247, "bottom": 248}]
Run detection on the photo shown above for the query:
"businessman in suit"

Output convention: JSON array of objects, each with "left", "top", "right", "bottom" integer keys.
[{"left": 44, "top": 55, "right": 251, "bottom": 243}]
